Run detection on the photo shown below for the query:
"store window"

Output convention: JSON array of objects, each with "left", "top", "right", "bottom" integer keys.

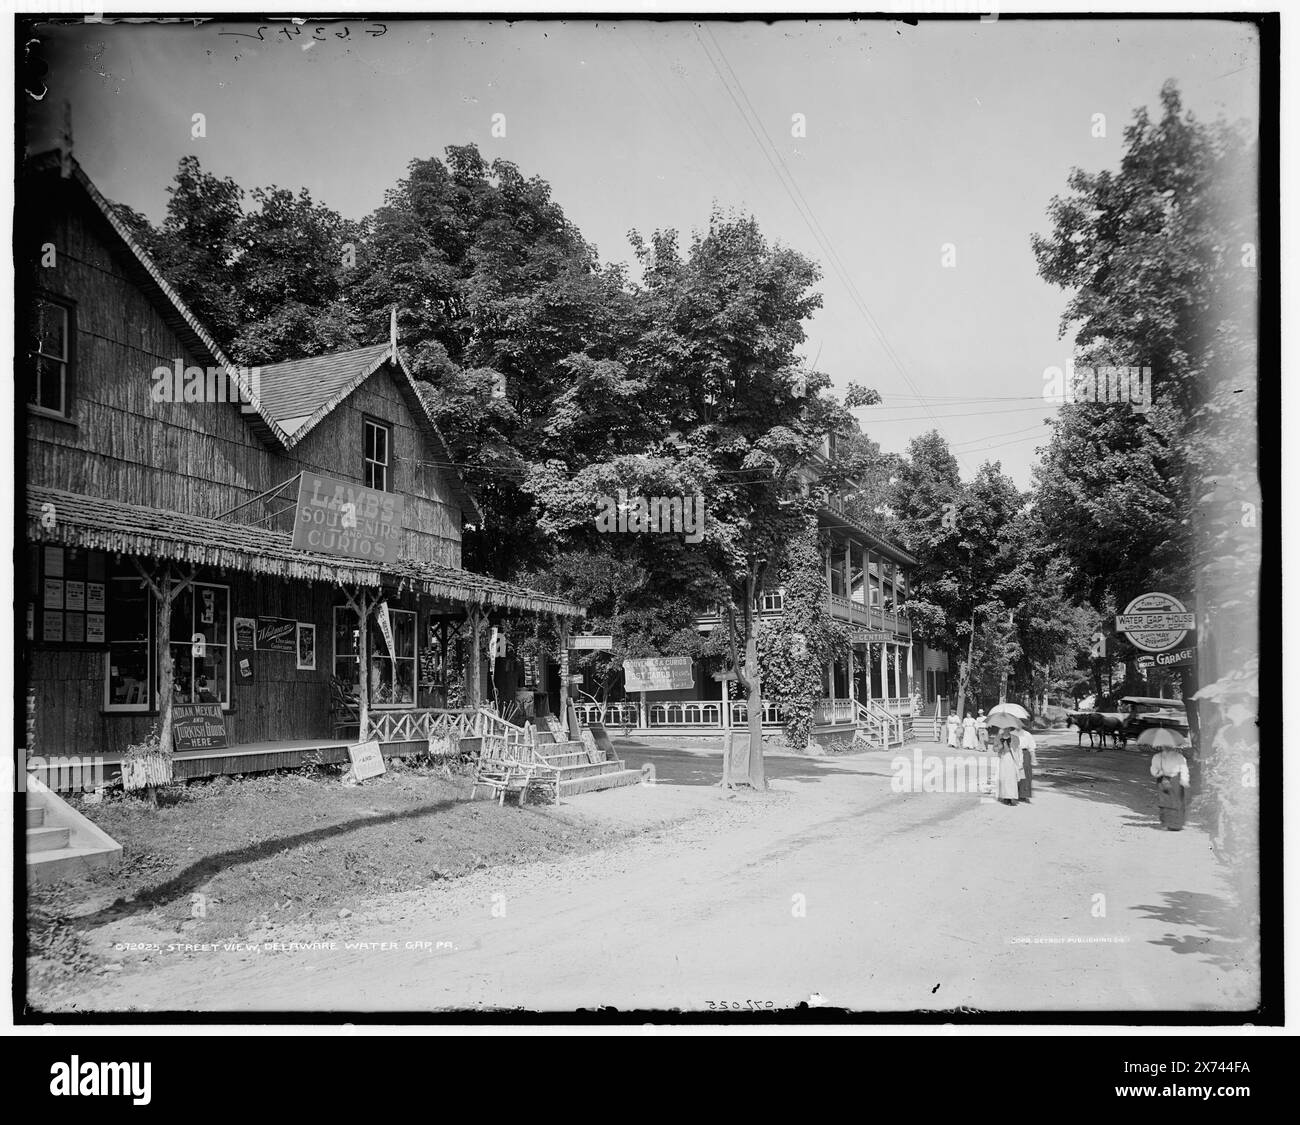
[
  {"left": 104, "top": 574, "right": 151, "bottom": 711},
  {"left": 166, "top": 583, "right": 231, "bottom": 706},
  {"left": 333, "top": 605, "right": 417, "bottom": 708}
]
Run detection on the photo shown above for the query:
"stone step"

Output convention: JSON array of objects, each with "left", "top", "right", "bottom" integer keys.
[
  {"left": 27, "top": 844, "right": 121, "bottom": 884},
  {"left": 552, "top": 759, "right": 626, "bottom": 781},
  {"left": 558, "top": 768, "right": 643, "bottom": 797},
  {"left": 539, "top": 752, "right": 591, "bottom": 769},
  {"left": 27, "top": 824, "right": 70, "bottom": 851},
  {"left": 27, "top": 805, "right": 45, "bottom": 828}
]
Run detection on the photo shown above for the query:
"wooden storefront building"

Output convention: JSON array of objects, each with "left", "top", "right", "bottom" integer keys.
[{"left": 20, "top": 151, "right": 584, "bottom": 779}]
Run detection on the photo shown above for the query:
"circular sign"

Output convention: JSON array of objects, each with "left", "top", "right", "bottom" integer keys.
[{"left": 1116, "top": 592, "right": 1194, "bottom": 653}]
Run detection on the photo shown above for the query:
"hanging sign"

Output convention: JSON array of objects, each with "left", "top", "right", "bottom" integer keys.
[
  {"left": 571, "top": 635, "right": 614, "bottom": 650},
  {"left": 291, "top": 472, "right": 405, "bottom": 562},
  {"left": 1116, "top": 592, "right": 1195, "bottom": 653}
]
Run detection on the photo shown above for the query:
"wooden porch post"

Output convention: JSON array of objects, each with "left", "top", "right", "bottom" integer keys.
[
  {"left": 467, "top": 606, "right": 482, "bottom": 709},
  {"left": 357, "top": 590, "right": 370, "bottom": 740},
  {"left": 558, "top": 617, "right": 571, "bottom": 720}
]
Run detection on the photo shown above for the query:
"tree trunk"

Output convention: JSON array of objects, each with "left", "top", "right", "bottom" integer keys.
[
  {"left": 157, "top": 574, "right": 175, "bottom": 757},
  {"left": 357, "top": 591, "right": 370, "bottom": 740},
  {"left": 744, "top": 630, "right": 766, "bottom": 790},
  {"left": 954, "top": 610, "right": 976, "bottom": 718}
]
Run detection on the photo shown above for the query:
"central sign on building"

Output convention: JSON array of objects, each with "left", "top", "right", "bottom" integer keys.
[{"left": 291, "top": 471, "right": 405, "bottom": 562}]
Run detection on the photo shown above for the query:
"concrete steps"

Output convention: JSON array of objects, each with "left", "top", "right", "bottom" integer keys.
[
  {"left": 558, "top": 768, "right": 643, "bottom": 796},
  {"left": 25, "top": 782, "right": 122, "bottom": 884}
]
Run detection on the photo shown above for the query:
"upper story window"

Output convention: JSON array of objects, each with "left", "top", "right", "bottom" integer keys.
[
  {"left": 363, "top": 418, "right": 391, "bottom": 491},
  {"left": 28, "top": 295, "right": 75, "bottom": 418}
]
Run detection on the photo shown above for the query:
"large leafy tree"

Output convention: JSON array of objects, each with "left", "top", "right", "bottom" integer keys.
[
  {"left": 1030, "top": 82, "right": 1260, "bottom": 902},
  {"left": 346, "top": 146, "right": 636, "bottom": 577}
]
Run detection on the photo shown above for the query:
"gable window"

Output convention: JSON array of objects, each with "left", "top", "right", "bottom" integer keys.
[
  {"left": 29, "top": 296, "right": 74, "bottom": 418},
  {"left": 363, "top": 418, "right": 391, "bottom": 491}
]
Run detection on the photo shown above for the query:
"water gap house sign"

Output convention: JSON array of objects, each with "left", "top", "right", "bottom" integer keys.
[{"left": 1115, "top": 592, "right": 1195, "bottom": 654}]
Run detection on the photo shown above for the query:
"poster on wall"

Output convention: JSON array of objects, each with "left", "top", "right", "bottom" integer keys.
[
  {"left": 65, "top": 581, "right": 86, "bottom": 611},
  {"left": 86, "top": 614, "right": 106, "bottom": 644},
  {"left": 296, "top": 623, "right": 316, "bottom": 671},
  {"left": 234, "top": 617, "right": 256, "bottom": 651},
  {"left": 87, "top": 582, "right": 106, "bottom": 613},
  {"left": 43, "top": 578, "right": 64, "bottom": 609},
  {"left": 237, "top": 654, "right": 255, "bottom": 683},
  {"left": 256, "top": 616, "right": 296, "bottom": 652}
]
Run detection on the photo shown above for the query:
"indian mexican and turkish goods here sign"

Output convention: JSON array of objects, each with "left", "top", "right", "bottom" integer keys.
[
  {"left": 291, "top": 472, "right": 405, "bottom": 562},
  {"left": 623, "top": 656, "right": 695, "bottom": 693},
  {"left": 171, "top": 702, "right": 228, "bottom": 751},
  {"left": 1115, "top": 592, "right": 1195, "bottom": 653}
]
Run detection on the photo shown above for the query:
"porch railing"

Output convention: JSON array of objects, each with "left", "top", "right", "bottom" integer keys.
[{"left": 361, "top": 707, "right": 476, "bottom": 750}]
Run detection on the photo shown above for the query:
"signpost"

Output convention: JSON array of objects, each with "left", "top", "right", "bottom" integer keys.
[
  {"left": 623, "top": 656, "right": 695, "bottom": 693},
  {"left": 1115, "top": 592, "right": 1195, "bottom": 653},
  {"left": 291, "top": 471, "right": 405, "bottom": 563}
]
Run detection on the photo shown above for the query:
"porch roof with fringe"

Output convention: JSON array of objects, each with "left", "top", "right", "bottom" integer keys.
[{"left": 27, "top": 487, "right": 584, "bottom": 619}]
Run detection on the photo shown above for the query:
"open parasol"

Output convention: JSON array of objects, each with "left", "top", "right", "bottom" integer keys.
[
  {"left": 986, "top": 704, "right": 1027, "bottom": 731},
  {"left": 1137, "top": 726, "right": 1187, "bottom": 749}
]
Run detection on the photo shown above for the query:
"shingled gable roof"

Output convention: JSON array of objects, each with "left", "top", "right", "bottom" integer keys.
[
  {"left": 28, "top": 149, "right": 482, "bottom": 525},
  {"left": 27, "top": 150, "right": 291, "bottom": 449},
  {"left": 255, "top": 343, "right": 483, "bottom": 524}
]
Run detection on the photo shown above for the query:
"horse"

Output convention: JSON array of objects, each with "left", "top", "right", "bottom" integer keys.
[{"left": 1067, "top": 711, "right": 1127, "bottom": 751}]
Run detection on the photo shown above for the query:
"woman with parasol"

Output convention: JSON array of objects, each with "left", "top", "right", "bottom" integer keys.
[
  {"left": 1142, "top": 724, "right": 1191, "bottom": 831},
  {"left": 987, "top": 710, "right": 1025, "bottom": 805},
  {"left": 990, "top": 704, "right": 1034, "bottom": 800}
]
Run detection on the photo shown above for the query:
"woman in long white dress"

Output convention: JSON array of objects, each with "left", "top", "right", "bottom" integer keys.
[
  {"left": 996, "top": 727, "right": 1025, "bottom": 804},
  {"left": 961, "top": 713, "right": 979, "bottom": 750},
  {"left": 946, "top": 712, "right": 960, "bottom": 748}
]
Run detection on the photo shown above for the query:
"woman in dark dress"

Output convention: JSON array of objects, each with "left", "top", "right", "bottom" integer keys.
[
  {"left": 1017, "top": 729, "right": 1036, "bottom": 802},
  {"left": 1149, "top": 746, "right": 1190, "bottom": 830}
]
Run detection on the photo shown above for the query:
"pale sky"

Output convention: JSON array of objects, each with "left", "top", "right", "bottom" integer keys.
[{"left": 27, "top": 16, "right": 1259, "bottom": 486}]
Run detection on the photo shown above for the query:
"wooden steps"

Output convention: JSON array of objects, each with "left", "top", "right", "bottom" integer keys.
[
  {"left": 25, "top": 783, "right": 122, "bottom": 884},
  {"left": 464, "top": 729, "right": 642, "bottom": 801}
]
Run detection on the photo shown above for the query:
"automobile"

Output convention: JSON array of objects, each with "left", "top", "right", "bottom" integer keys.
[{"left": 1119, "top": 696, "right": 1189, "bottom": 740}]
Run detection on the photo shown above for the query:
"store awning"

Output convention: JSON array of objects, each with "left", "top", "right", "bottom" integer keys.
[{"left": 26, "top": 487, "right": 584, "bottom": 619}]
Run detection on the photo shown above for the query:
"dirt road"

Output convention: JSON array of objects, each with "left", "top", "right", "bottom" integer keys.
[{"left": 54, "top": 733, "right": 1258, "bottom": 1014}]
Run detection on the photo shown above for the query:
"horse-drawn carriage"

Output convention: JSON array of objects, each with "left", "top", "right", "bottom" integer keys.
[{"left": 1068, "top": 696, "right": 1189, "bottom": 751}]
